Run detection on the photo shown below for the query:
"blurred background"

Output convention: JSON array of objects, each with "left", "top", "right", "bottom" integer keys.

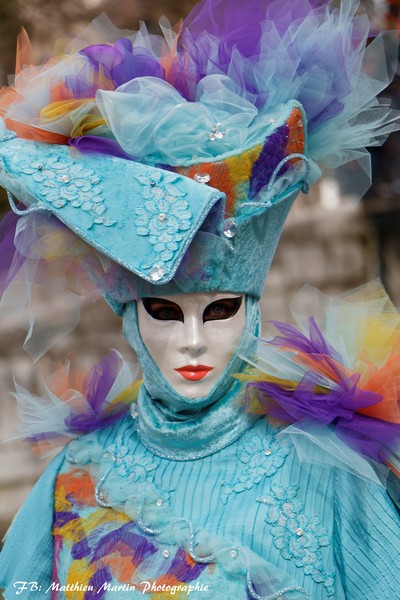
[{"left": 0, "top": 0, "right": 399, "bottom": 563}]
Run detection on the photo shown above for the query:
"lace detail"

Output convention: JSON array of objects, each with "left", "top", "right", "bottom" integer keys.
[
  {"left": 20, "top": 157, "right": 116, "bottom": 228},
  {"left": 135, "top": 169, "right": 192, "bottom": 264},
  {"left": 105, "top": 439, "right": 159, "bottom": 483},
  {"left": 258, "top": 484, "right": 335, "bottom": 597},
  {"left": 66, "top": 426, "right": 309, "bottom": 600},
  {"left": 221, "top": 432, "right": 290, "bottom": 504}
]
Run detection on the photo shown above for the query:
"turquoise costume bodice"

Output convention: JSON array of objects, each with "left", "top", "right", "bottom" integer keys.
[{"left": 1, "top": 411, "right": 399, "bottom": 599}]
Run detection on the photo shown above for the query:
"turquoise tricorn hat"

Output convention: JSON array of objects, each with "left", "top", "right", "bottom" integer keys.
[
  {"left": 0, "top": 98, "right": 309, "bottom": 312},
  {"left": 0, "top": 0, "right": 394, "bottom": 319}
]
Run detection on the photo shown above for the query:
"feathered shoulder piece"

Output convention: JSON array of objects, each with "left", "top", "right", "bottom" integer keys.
[
  {"left": 239, "top": 281, "right": 400, "bottom": 507},
  {"left": 10, "top": 350, "right": 141, "bottom": 457}
]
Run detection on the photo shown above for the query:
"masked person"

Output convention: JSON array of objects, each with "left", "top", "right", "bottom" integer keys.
[{"left": 1, "top": 1, "right": 400, "bottom": 598}]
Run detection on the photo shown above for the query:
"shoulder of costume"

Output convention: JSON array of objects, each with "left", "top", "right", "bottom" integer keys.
[
  {"left": 10, "top": 349, "right": 141, "bottom": 458},
  {"left": 239, "top": 281, "right": 400, "bottom": 509}
]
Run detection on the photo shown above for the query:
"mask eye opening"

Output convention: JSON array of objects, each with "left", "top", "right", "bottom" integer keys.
[
  {"left": 202, "top": 296, "right": 243, "bottom": 323},
  {"left": 142, "top": 298, "right": 184, "bottom": 322}
]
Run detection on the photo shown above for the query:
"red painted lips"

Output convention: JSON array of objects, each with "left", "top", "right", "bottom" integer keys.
[{"left": 174, "top": 365, "right": 214, "bottom": 381}]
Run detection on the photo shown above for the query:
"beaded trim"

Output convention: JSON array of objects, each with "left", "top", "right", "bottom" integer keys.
[{"left": 66, "top": 432, "right": 310, "bottom": 600}]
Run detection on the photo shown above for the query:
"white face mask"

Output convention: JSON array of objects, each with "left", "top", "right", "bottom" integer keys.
[{"left": 137, "top": 292, "right": 246, "bottom": 399}]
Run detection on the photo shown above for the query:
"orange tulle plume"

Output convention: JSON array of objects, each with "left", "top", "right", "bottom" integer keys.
[
  {"left": 0, "top": 29, "right": 68, "bottom": 144},
  {"left": 0, "top": 86, "right": 22, "bottom": 118},
  {"left": 358, "top": 345, "right": 400, "bottom": 423},
  {"left": 44, "top": 358, "right": 87, "bottom": 401},
  {"left": 49, "top": 81, "right": 76, "bottom": 103},
  {"left": 290, "top": 351, "right": 352, "bottom": 385},
  {"left": 15, "top": 27, "right": 33, "bottom": 75},
  {"left": 160, "top": 19, "right": 182, "bottom": 81},
  {"left": 32, "top": 436, "right": 73, "bottom": 459},
  {"left": 2, "top": 117, "right": 69, "bottom": 144}
]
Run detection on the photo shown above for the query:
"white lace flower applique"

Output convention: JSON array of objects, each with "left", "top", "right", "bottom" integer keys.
[{"left": 221, "top": 432, "right": 290, "bottom": 504}]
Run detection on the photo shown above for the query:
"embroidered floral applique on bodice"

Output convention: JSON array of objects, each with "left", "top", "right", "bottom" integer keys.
[
  {"left": 220, "top": 426, "right": 336, "bottom": 597},
  {"left": 221, "top": 432, "right": 290, "bottom": 504}
]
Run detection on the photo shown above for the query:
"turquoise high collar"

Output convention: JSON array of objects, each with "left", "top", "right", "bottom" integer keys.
[
  {"left": 122, "top": 296, "right": 260, "bottom": 459},
  {"left": 133, "top": 380, "right": 258, "bottom": 460}
]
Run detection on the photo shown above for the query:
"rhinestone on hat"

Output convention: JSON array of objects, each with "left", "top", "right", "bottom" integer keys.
[
  {"left": 223, "top": 220, "right": 238, "bottom": 239},
  {"left": 209, "top": 123, "right": 226, "bottom": 141},
  {"left": 194, "top": 172, "right": 211, "bottom": 184},
  {"left": 162, "top": 550, "right": 170, "bottom": 558},
  {"left": 149, "top": 264, "right": 165, "bottom": 281},
  {"left": 156, "top": 498, "right": 163, "bottom": 507},
  {"left": 158, "top": 213, "right": 167, "bottom": 222},
  {"left": 296, "top": 528, "right": 303, "bottom": 537},
  {"left": 229, "top": 549, "right": 238, "bottom": 559}
]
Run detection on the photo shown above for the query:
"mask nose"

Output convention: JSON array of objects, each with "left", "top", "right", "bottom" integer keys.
[{"left": 180, "top": 314, "right": 207, "bottom": 358}]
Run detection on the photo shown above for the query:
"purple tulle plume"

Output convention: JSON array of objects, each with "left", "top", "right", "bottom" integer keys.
[
  {"left": 268, "top": 317, "right": 342, "bottom": 363},
  {"left": 182, "top": 0, "right": 331, "bottom": 60},
  {"left": 0, "top": 209, "right": 32, "bottom": 296},
  {"left": 173, "top": 0, "right": 365, "bottom": 129},
  {"left": 68, "top": 136, "right": 133, "bottom": 160},
  {"left": 65, "top": 350, "right": 130, "bottom": 433},
  {"left": 249, "top": 371, "right": 381, "bottom": 427},
  {"left": 247, "top": 375, "right": 400, "bottom": 465},
  {"left": 63, "top": 74, "right": 100, "bottom": 100},
  {"left": 80, "top": 39, "right": 165, "bottom": 88},
  {"left": 337, "top": 415, "right": 400, "bottom": 465},
  {"left": 246, "top": 314, "right": 400, "bottom": 468}
]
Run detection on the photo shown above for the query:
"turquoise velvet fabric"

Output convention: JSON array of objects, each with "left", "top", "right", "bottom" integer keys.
[
  {"left": 0, "top": 137, "right": 225, "bottom": 287},
  {"left": 1, "top": 417, "right": 400, "bottom": 599},
  {"left": 0, "top": 449, "right": 66, "bottom": 599},
  {"left": 0, "top": 125, "right": 304, "bottom": 309},
  {"left": 2, "top": 298, "right": 400, "bottom": 598},
  {"left": 104, "top": 189, "right": 299, "bottom": 315}
]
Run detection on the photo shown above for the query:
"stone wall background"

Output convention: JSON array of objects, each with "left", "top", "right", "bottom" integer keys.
[{"left": 0, "top": 2, "right": 399, "bottom": 590}]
